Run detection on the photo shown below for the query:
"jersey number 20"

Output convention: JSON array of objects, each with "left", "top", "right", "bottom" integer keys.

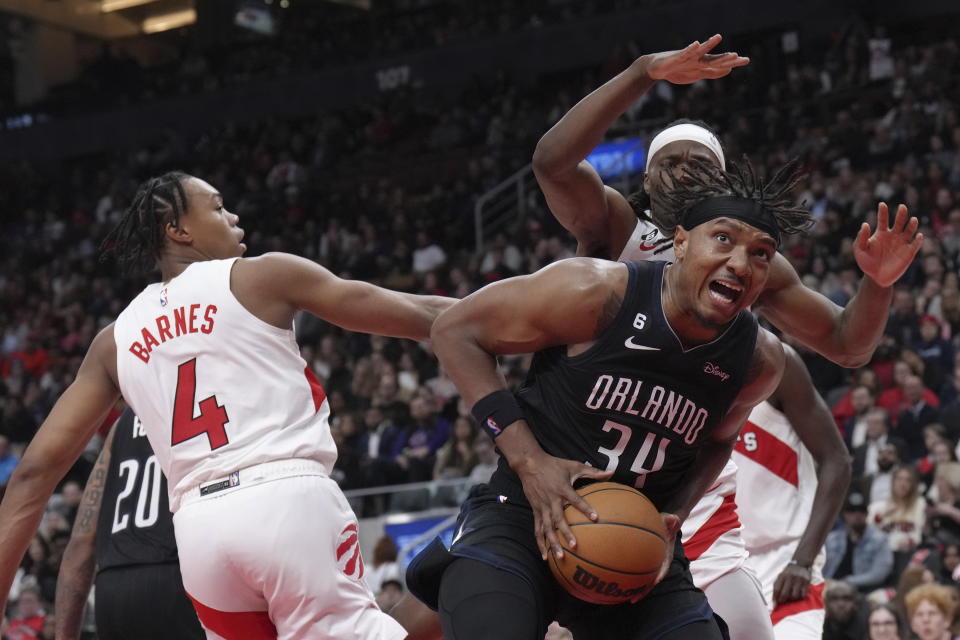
[
  {"left": 171, "top": 358, "right": 230, "bottom": 450},
  {"left": 112, "top": 456, "right": 162, "bottom": 533}
]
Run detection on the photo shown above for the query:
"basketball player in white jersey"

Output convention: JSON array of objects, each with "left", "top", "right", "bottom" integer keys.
[
  {"left": 734, "top": 345, "right": 849, "bottom": 639},
  {"left": 531, "top": 35, "right": 913, "bottom": 639},
  {"left": 0, "top": 171, "right": 456, "bottom": 639}
]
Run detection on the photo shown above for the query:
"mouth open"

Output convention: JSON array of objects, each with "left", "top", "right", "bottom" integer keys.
[{"left": 708, "top": 279, "right": 744, "bottom": 305}]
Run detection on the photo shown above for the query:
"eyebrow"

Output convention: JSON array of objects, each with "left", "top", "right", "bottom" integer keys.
[{"left": 712, "top": 219, "right": 777, "bottom": 248}]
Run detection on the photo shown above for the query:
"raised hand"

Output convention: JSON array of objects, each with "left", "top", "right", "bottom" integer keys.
[
  {"left": 644, "top": 34, "right": 750, "bottom": 85},
  {"left": 514, "top": 452, "right": 613, "bottom": 561},
  {"left": 854, "top": 203, "right": 923, "bottom": 287}
]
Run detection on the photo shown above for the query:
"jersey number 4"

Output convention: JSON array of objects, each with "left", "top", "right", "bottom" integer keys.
[{"left": 171, "top": 358, "right": 230, "bottom": 450}]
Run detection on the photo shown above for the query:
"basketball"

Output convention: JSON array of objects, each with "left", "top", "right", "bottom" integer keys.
[{"left": 548, "top": 482, "right": 667, "bottom": 605}]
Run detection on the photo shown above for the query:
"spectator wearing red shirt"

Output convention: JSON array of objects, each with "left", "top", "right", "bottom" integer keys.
[
  {"left": 879, "top": 360, "right": 940, "bottom": 423},
  {"left": 5, "top": 586, "right": 45, "bottom": 640}
]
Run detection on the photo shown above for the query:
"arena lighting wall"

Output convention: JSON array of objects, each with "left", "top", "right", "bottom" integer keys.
[{"left": 2, "top": 0, "right": 957, "bottom": 163}]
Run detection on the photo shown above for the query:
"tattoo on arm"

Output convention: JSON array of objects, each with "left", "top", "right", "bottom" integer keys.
[
  {"left": 75, "top": 450, "right": 110, "bottom": 535},
  {"left": 593, "top": 290, "right": 623, "bottom": 338}
]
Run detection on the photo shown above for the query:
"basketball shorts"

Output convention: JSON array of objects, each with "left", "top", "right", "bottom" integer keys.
[
  {"left": 95, "top": 563, "right": 204, "bottom": 640},
  {"left": 172, "top": 459, "right": 406, "bottom": 640},
  {"left": 407, "top": 480, "right": 730, "bottom": 640},
  {"left": 771, "top": 584, "right": 825, "bottom": 640}
]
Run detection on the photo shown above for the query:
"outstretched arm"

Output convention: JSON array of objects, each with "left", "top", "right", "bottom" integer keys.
[
  {"left": 431, "top": 258, "right": 625, "bottom": 559},
  {"left": 769, "top": 345, "right": 851, "bottom": 605},
  {"left": 533, "top": 35, "right": 748, "bottom": 258},
  {"left": 55, "top": 423, "right": 117, "bottom": 640},
  {"left": 756, "top": 204, "right": 921, "bottom": 367},
  {"left": 233, "top": 252, "right": 454, "bottom": 342},
  {"left": 0, "top": 326, "right": 120, "bottom": 613}
]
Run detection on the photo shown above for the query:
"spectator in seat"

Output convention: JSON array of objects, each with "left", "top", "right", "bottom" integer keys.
[
  {"left": 853, "top": 408, "right": 907, "bottom": 478},
  {"left": 825, "top": 491, "right": 894, "bottom": 592},
  {"left": 868, "top": 465, "right": 926, "bottom": 552},
  {"left": 893, "top": 375, "right": 941, "bottom": 461},
  {"left": 867, "top": 603, "right": 904, "bottom": 640},
  {"left": 823, "top": 580, "right": 868, "bottom": 640},
  {"left": 905, "top": 583, "right": 959, "bottom": 640}
]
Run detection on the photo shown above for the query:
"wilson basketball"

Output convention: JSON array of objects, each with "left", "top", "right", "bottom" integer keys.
[{"left": 548, "top": 482, "right": 667, "bottom": 605}]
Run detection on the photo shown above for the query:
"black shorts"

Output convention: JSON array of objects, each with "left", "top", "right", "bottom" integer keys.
[
  {"left": 95, "top": 563, "right": 204, "bottom": 640},
  {"left": 407, "top": 483, "right": 729, "bottom": 640}
]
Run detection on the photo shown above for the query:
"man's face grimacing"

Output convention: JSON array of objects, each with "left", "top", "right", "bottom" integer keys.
[{"left": 672, "top": 217, "right": 776, "bottom": 329}]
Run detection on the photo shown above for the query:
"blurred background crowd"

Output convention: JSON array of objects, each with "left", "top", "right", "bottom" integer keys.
[{"left": 2, "top": 0, "right": 960, "bottom": 638}]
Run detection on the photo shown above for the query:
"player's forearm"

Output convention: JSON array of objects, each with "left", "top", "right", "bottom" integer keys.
[
  {"left": 792, "top": 451, "right": 851, "bottom": 567},
  {"left": 533, "top": 57, "right": 656, "bottom": 175},
  {"left": 380, "top": 292, "right": 456, "bottom": 342},
  {"left": 664, "top": 437, "right": 735, "bottom": 522},
  {"left": 54, "top": 538, "right": 96, "bottom": 640},
  {"left": 834, "top": 276, "right": 894, "bottom": 367},
  {"left": 0, "top": 462, "right": 62, "bottom": 610},
  {"left": 431, "top": 312, "right": 549, "bottom": 470}
]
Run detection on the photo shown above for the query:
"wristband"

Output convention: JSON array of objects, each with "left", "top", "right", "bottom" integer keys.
[
  {"left": 787, "top": 559, "right": 811, "bottom": 571},
  {"left": 472, "top": 389, "right": 524, "bottom": 439}
]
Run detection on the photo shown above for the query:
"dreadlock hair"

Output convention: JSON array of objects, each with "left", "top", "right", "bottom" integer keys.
[
  {"left": 101, "top": 171, "right": 190, "bottom": 274},
  {"left": 627, "top": 118, "right": 722, "bottom": 218},
  {"left": 649, "top": 155, "right": 812, "bottom": 240}
]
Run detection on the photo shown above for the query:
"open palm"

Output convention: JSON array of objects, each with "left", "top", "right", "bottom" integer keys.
[
  {"left": 646, "top": 34, "right": 750, "bottom": 85},
  {"left": 854, "top": 203, "right": 923, "bottom": 287}
]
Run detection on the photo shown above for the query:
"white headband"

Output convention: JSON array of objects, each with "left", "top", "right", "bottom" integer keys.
[{"left": 645, "top": 123, "right": 725, "bottom": 171}]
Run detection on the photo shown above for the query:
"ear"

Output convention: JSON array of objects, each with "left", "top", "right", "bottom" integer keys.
[
  {"left": 164, "top": 220, "right": 192, "bottom": 247},
  {"left": 673, "top": 225, "right": 689, "bottom": 261},
  {"left": 642, "top": 171, "right": 651, "bottom": 195}
]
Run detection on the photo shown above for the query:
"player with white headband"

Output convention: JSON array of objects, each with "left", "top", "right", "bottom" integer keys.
[{"left": 530, "top": 35, "right": 912, "bottom": 640}]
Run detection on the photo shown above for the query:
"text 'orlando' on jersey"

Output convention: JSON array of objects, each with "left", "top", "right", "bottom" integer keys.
[
  {"left": 513, "top": 260, "right": 758, "bottom": 511},
  {"left": 113, "top": 258, "right": 337, "bottom": 512}
]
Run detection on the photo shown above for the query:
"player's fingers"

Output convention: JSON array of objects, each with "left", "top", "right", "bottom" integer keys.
[
  {"left": 533, "top": 512, "right": 549, "bottom": 560},
  {"left": 910, "top": 231, "right": 925, "bottom": 252},
  {"left": 575, "top": 464, "right": 613, "bottom": 483},
  {"left": 544, "top": 509, "right": 566, "bottom": 559},
  {"left": 698, "top": 34, "right": 723, "bottom": 55},
  {"left": 892, "top": 203, "right": 909, "bottom": 233},
  {"left": 553, "top": 504, "right": 578, "bottom": 550},
  {"left": 877, "top": 201, "right": 889, "bottom": 231},
  {"left": 662, "top": 513, "right": 681, "bottom": 538},
  {"left": 567, "top": 488, "right": 599, "bottom": 522},
  {"left": 905, "top": 215, "right": 919, "bottom": 238},
  {"left": 854, "top": 222, "right": 871, "bottom": 251}
]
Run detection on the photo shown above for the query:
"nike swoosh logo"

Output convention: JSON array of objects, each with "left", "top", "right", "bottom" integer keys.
[{"left": 624, "top": 336, "right": 660, "bottom": 351}]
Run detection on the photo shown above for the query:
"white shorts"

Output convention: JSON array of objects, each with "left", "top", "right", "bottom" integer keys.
[
  {"left": 771, "top": 583, "right": 825, "bottom": 640},
  {"left": 173, "top": 459, "right": 407, "bottom": 640}
]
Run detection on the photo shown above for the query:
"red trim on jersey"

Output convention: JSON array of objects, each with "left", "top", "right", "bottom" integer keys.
[
  {"left": 771, "top": 582, "right": 825, "bottom": 625},
  {"left": 304, "top": 366, "right": 327, "bottom": 412},
  {"left": 684, "top": 493, "right": 741, "bottom": 561},
  {"left": 734, "top": 421, "right": 799, "bottom": 487},
  {"left": 186, "top": 593, "right": 277, "bottom": 639}
]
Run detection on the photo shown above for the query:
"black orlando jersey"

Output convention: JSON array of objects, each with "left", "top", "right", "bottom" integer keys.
[
  {"left": 96, "top": 409, "right": 179, "bottom": 573},
  {"left": 508, "top": 260, "right": 758, "bottom": 511}
]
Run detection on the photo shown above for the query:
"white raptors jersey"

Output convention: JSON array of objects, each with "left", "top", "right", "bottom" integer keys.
[
  {"left": 114, "top": 258, "right": 337, "bottom": 512},
  {"left": 735, "top": 401, "right": 824, "bottom": 609},
  {"left": 617, "top": 213, "right": 674, "bottom": 262}
]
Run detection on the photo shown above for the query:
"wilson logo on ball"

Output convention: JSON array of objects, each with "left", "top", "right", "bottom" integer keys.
[
  {"left": 572, "top": 566, "right": 651, "bottom": 600},
  {"left": 336, "top": 522, "right": 365, "bottom": 580}
]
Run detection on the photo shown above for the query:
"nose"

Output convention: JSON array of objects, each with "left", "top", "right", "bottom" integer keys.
[
  {"left": 725, "top": 245, "right": 750, "bottom": 278},
  {"left": 229, "top": 211, "right": 240, "bottom": 226}
]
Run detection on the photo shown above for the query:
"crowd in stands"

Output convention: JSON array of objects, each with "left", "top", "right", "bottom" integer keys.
[{"left": 2, "top": 4, "right": 960, "bottom": 637}]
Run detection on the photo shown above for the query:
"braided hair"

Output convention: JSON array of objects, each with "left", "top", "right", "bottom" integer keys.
[
  {"left": 649, "top": 156, "right": 812, "bottom": 239},
  {"left": 101, "top": 171, "right": 190, "bottom": 273}
]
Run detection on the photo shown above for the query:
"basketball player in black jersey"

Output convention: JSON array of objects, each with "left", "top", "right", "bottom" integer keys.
[
  {"left": 55, "top": 409, "right": 203, "bottom": 640},
  {"left": 401, "top": 161, "right": 809, "bottom": 640}
]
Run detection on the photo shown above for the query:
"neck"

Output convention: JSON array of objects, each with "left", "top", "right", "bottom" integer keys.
[
  {"left": 158, "top": 253, "right": 209, "bottom": 283},
  {"left": 661, "top": 264, "right": 726, "bottom": 346}
]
